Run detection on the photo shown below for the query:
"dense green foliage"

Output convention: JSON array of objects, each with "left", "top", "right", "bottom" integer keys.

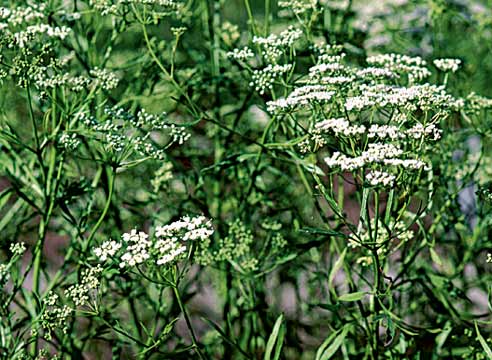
[{"left": 1, "top": 0, "right": 492, "bottom": 359}]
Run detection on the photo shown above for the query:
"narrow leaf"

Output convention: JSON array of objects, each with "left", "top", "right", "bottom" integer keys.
[
  {"left": 430, "top": 247, "right": 442, "bottom": 266},
  {"left": 329, "top": 248, "right": 347, "bottom": 292},
  {"left": 475, "top": 321, "right": 492, "bottom": 359},
  {"left": 201, "top": 317, "right": 250, "bottom": 359},
  {"left": 264, "top": 314, "right": 285, "bottom": 360},
  {"left": 317, "top": 324, "right": 351, "bottom": 360},
  {"left": 338, "top": 292, "right": 366, "bottom": 302}
]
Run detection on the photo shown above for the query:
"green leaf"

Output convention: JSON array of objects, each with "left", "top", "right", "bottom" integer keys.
[
  {"left": 163, "top": 317, "right": 179, "bottom": 336},
  {"left": 301, "top": 163, "right": 325, "bottom": 176},
  {"left": 313, "top": 302, "right": 341, "bottom": 312},
  {"left": 237, "top": 153, "right": 258, "bottom": 162},
  {"left": 256, "top": 253, "right": 297, "bottom": 277},
  {"left": 300, "top": 227, "right": 348, "bottom": 238},
  {"left": 0, "top": 195, "right": 23, "bottom": 233},
  {"left": 316, "top": 324, "right": 351, "bottom": 360},
  {"left": 329, "top": 248, "right": 346, "bottom": 293},
  {"left": 475, "top": 321, "right": 492, "bottom": 359},
  {"left": 430, "top": 247, "right": 442, "bottom": 266},
  {"left": 0, "top": 187, "right": 12, "bottom": 210},
  {"left": 358, "top": 188, "right": 370, "bottom": 233},
  {"left": 264, "top": 314, "right": 285, "bottom": 360},
  {"left": 384, "top": 189, "right": 394, "bottom": 223},
  {"left": 435, "top": 322, "right": 452, "bottom": 355},
  {"left": 201, "top": 317, "right": 250, "bottom": 359},
  {"left": 338, "top": 292, "right": 366, "bottom": 302}
]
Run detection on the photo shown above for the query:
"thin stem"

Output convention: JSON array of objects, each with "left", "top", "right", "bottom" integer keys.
[
  {"left": 244, "top": 0, "right": 257, "bottom": 36},
  {"left": 372, "top": 247, "right": 382, "bottom": 359},
  {"left": 264, "top": 0, "right": 271, "bottom": 35},
  {"left": 172, "top": 284, "right": 205, "bottom": 359},
  {"left": 26, "top": 86, "right": 41, "bottom": 154},
  {"left": 84, "top": 166, "right": 115, "bottom": 251},
  {"left": 139, "top": 21, "right": 200, "bottom": 119}
]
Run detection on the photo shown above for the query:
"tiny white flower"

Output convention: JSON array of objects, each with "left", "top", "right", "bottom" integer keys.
[{"left": 433, "top": 58, "right": 461, "bottom": 73}]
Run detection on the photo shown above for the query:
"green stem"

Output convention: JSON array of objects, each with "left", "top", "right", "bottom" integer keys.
[
  {"left": 372, "top": 248, "right": 382, "bottom": 359},
  {"left": 84, "top": 166, "right": 115, "bottom": 252},
  {"left": 264, "top": 0, "right": 270, "bottom": 35},
  {"left": 139, "top": 21, "right": 200, "bottom": 119},
  {"left": 172, "top": 285, "right": 205, "bottom": 359},
  {"left": 244, "top": 0, "right": 257, "bottom": 36},
  {"left": 45, "top": 166, "right": 115, "bottom": 297},
  {"left": 32, "top": 153, "right": 64, "bottom": 294}
]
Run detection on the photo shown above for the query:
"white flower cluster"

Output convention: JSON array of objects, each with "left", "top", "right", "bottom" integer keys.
[
  {"left": 65, "top": 266, "right": 102, "bottom": 307},
  {"left": 319, "top": 75, "right": 355, "bottom": 85},
  {"left": 249, "top": 64, "right": 293, "bottom": 95},
  {"left": 79, "top": 106, "right": 190, "bottom": 159},
  {"left": 301, "top": 116, "right": 441, "bottom": 154},
  {"left": 134, "top": 108, "right": 163, "bottom": 128},
  {"left": 267, "top": 48, "right": 349, "bottom": 108},
  {"left": 90, "top": 67, "right": 119, "bottom": 90},
  {"left": 33, "top": 72, "right": 91, "bottom": 92},
  {"left": 268, "top": 48, "right": 461, "bottom": 119},
  {"left": 0, "top": 264, "right": 9, "bottom": 285},
  {"left": 123, "top": 0, "right": 180, "bottom": 7},
  {"left": 59, "top": 133, "right": 81, "bottom": 151},
  {"left": 41, "top": 304, "right": 72, "bottom": 336},
  {"left": 366, "top": 170, "right": 396, "bottom": 187},
  {"left": 367, "top": 123, "right": 442, "bottom": 141},
  {"left": 298, "top": 129, "right": 326, "bottom": 153},
  {"left": 0, "top": 243, "right": 26, "bottom": 285},
  {"left": 107, "top": 108, "right": 184, "bottom": 136},
  {"left": 32, "top": 65, "right": 119, "bottom": 93},
  {"left": 11, "top": 24, "right": 71, "bottom": 48},
  {"left": 317, "top": 53, "right": 346, "bottom": 64},
  {"left": 94, "top": 240, "right": 122, "bottom": 261},
  {"left": 356, "top": 67, "right": 398, "bottom": 79},
  {"left": 154, "top": 236, "right": 187, "bottom": 265},
  {"left": 315, "top": 117, "right": 366, "bottom": 136},
  {"left": 90, "top": 0, "right": 180, "bottom": 16},
  {"left": 227, "top": 47, "right": 254, "bottom": 61},
  {"left": 0, "top": 5, "right": 45, "bottom": 26},
  {"left": 156, "top": 215, "right": 214, "bottom": 241},
  {"left": 345, "top": 84, "right": 461, "bottom": 112},
  {"left": 229, "top": 27, "right": 302, "bottom": 94},
  {"left": 154, "top": 216, "right": 214, "bottom": 265},
  {"left": 0, "top": 3, "right": 80, "bottom": 50},
  {"left": 9, "top": 242, "right": 26, "bottom": 256},
  {"left": 309, "top": 62, "right": 346, "bottom": 77},
  {"left": 366, "top": 53, "right": 431, "bottom": 82},
  {"left": 266, "top": 85, "right": 334, "bottom": 111},
  {"left": 465, "top": 92, "right": 492, "bottom": 115},
  {"left": 324, "top": 143, "right": 427, "bottom": 171},
  {"left": 132, "top": 136, "right": 166, "bottom": 160},
  {"left": 314, "top": 43, "right": 344, "bottom": 56},
  {"left": 306, "top": 47, "right": 349, "bottom": 79},
  {"left": 119, "top": 229, "right": 152, "bottom": 267},
  {"left": 252, "top": 26, "right": 303, "bottom": 61},
  {"left": 41, "top": 292, "right": 72, "bottom": 338},
  {"left": 89, "top": 0, "right": 119, "bottom": 15},
  {"left": 367, "top": 124, "right": 401, "bottom": 140},
  {"left": 94, "top": 216, "right": 214, "bottom": 268},
  {"left": 169, "top": 124, "right": 191, "bottom": 145},
  {"left": 278, "top": 0, "right": 318, "bottom": 15},
  {"left": 350, "top": 218, "right": 414, "bottom": 265},
  {"left": 405, "top": 123, "right": 442, "bottom": 140},
  {"left": 433, "top": 58, "right": 461, "bottom": 73}
]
